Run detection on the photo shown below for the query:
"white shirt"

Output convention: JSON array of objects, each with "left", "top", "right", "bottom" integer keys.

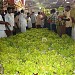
[
  {"left": 19, "top": 13, "right": 27, "bottom": 32},
  {"left": 27, "top": 17, "right": 32, "bottom": 28},
  {"left": 19, "top": 13, "right": 27, "bottom": 27},
  {"left": 31, "top": 14, "right": 36, "bottom": 23},
  {"left": 5, "top": 13, "right": 14, "bottom": 30},
  {"left": 19, "top": 13, "right": 26, "bottom": 22},
  {"left": 64, "top": 11, "right": 72, "bottom": 27},
  {"left": 0, "top": 15, "right": 6, "bottom": 30},
  {"left": 0, "top": 15, "right": 7, "bottom": 38}
]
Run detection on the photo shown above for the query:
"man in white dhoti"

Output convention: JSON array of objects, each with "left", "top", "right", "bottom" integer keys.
[
  {"left": 5, "top": 7, "right": 14, "bottom": 33},
  {"left": 19, "top": 10, "right": 27, "bottom": 32},
  {"left": 0, "top": 15, "right": 7, "bottom": 38}
]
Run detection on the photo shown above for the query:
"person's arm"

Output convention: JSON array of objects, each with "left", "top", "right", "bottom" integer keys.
[
  {"left": 0, "top": 21, "right": 6, "bottom": 24},
  {"left": 0, "top": 21, "right": 10, "bottom": 26}
]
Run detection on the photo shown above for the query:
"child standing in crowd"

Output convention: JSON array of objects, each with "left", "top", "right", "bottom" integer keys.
[{"left": 26, "top": 12, "right": 32, "bottom": 29}]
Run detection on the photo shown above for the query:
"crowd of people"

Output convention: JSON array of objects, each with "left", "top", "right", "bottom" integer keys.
[{"left": 0, "top": 6, "right": 75, "bottom": 40}]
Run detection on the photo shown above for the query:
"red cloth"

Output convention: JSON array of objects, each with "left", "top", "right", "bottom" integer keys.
[{"left": 8, "top": 0, "right": 14, "bottom": 4}]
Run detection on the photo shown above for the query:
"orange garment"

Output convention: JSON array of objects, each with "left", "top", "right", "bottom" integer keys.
[{"left": 36, "top": 15, "right": 43, "bottom": 25}]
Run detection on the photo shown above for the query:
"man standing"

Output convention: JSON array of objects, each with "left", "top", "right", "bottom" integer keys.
[
  {"left": 36, "top": 12, "right": 43, "bottom": 28},
  {"left": 64, "top": 6, "right": 72, "bottom": 37},
  {"left": 31, "top": 12, "right": 36, "bottom": 28},
  {"left": 0, "top": 14, "right": 7, "bottom": 38},
  {"left": 27, "top": 12, "right": 32, "bottom": 29},
  {"left": 5, "top": 7, "right": 14, "bottom": 34},
  {"left": 19, "top": 10, "right": 27, "bottom": 32}
]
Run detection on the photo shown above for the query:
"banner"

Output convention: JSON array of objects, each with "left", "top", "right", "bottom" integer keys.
[
  {"left": 14, "top": 0, "right": 25, "bottom": 5},
  {"left": 14, "top": 0, "right": 25, "bottom": 11}
]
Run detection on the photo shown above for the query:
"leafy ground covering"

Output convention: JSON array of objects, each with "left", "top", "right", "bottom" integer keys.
[{"left": 0, "top": 28, "right": 75, "bottom": 75}]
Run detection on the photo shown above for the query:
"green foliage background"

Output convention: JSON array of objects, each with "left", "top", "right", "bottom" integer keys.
[{"left": 0, "top": 29, "right": 75, "bottom": 75}]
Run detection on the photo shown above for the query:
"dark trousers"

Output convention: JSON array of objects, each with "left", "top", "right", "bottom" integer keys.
[
  {"left": 36, "top": 25, "right": 41, "bottom": 28},
  {"left": 48, "top": 23, "right": 50, "bottom": 30},
  {"left": 51, "top": 24, "right": 57, "bottom": 33},
  {"left": 32, "top": 23, "right": 36, "bottom": 28},
  {"left": 43, "top": 22, "right": 48, "bottom": 28},
  {"left": 66, "top": 27, "right": 72, "bottom": 37}
]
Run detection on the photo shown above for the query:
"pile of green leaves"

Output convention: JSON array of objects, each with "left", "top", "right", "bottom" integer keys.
[{"left": 0, "top": 28, "right": 75, "bottom": 75}]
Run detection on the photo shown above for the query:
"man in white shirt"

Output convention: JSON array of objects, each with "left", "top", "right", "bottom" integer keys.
[
  {"left": 64, "top": 6, "right": 72, "bottom": 37},
  {"left": 31, "top": 12, "right": 36, "bottom": 28},
  {"left": 0, "top": 14, "right": 7, "bottom": 38},
  {"left": 19, "top": 10, "right": 27, "bottom": 32},
  {"left": 5, "top": 7, "right": 14, "bottom": 34}
]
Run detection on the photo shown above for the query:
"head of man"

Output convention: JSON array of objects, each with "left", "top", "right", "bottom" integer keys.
[
  {"left": 65, "top": 6, "right": 71, "bottom": 12},
  {"left": 21, "top": 10, "right": 24, "bottom": 13},
  {"left": 7, "top": 7, "right": 12, "bottom": 14},
  {"left": 38, "top": 12, "right": 40, "bottom": 15},
  {"left": 32, "top": 12, "right": 34, "bottom": 15},
  {"left": 5, "top": 10, "right": 7, "bottom": 14},
  {"left": 51, "top": 9, "right": 56, "bottom": 14},
  {"left": 27, "top": 12, "right": 30, "bottom": 17}
]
